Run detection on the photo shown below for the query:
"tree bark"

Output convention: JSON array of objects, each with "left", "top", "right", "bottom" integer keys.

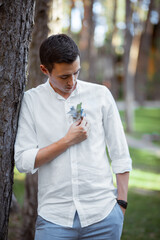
[{"left": 0, "top": 0, "right": 34, "bottom": 239}]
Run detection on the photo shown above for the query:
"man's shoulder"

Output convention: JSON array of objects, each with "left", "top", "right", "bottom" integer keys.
[
  {"left": 24, "top": 81, "right": 48, "bottom": 99},
  {"left": 78, "top": 79, "right": 105, "bottom": 90},
  {"left": 78, "top": 79, "right": 111, "bottom": 97}
]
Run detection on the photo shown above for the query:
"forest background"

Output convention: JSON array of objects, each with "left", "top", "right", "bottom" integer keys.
[{"left": 0, "top": 0, "right": 160, "bottom": 240}]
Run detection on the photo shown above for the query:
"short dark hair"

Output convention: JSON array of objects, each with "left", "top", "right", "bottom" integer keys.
[{"left": 39, "top": 34, "right": 80, "bottom": 73}]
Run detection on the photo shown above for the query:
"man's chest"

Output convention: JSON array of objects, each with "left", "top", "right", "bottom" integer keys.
[{"left": 33, "top": 94, "right": 104, "bottom": 146}]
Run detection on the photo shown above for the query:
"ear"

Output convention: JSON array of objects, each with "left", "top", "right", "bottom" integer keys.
[{"left": 40, "top": 65, "right": 50, "bottom": 76}]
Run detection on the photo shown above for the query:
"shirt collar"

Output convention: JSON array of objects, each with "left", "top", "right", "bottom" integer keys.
[{"left": 47, "top": 79, "right": 79, "bottom": 100}]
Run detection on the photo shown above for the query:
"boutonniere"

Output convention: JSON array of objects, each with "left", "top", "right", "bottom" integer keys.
[{"left": 68, "top": 102, "right": 86, "bottom": 121}]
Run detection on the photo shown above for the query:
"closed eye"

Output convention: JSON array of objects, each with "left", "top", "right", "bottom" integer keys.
[
  {"left": 74, "top": 69, "right": 80, "bottom": 75},
  {"left": 59, "top": 69, "right": 80, "bottom": 80},
  {"left": 60, "top": 75, "right": 69, "bottom": 80}
]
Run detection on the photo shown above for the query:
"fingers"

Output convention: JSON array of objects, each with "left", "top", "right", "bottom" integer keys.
[
  {"left": 72, "top": 118, "right": 90, "bottom": 135},
  {"left": 80, "top": 118, "right": 90, "bottom": 134},
  {"left": 80, "top": 118, "right": 87, "bottom": 127},
  {"left": 75, "top": 119, "right": 81, "bottom": 126},
  {"left": 67, "top": 118, "right": 90, "bottom": 145}
]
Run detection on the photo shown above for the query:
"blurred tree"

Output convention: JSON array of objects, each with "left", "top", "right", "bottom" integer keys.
[
  {"left": 110, "top": 0, "right": 119, "bottom": 98},
  {"left": 79, "top": 0, "right": 96, "bottom": 82},
  {"left": 21, "top": 1, "right": 63, "bottom": 240},
  {"left": 135, "top": 0, "right": 154, "bottom": 105},
  {"left": 68, "top": 0, "right": 76, "bottom": 35},
  {"left": 124, "top": 0, "right": 134, "bottom": 133},
  {"left": 124, "top": 0, "right": 152, "bottom": 132},
  {"left": 0, "top": 0, "right": 34, "bottom": 239},
  {"left": 148, "top": 1, "right": 160, "bottom": 100},
  {"left": 27, "top": 0, "right": 63, "bottom": 89},
  {"left": 21, "top": 172, "right": 38, "bottom": 240}
]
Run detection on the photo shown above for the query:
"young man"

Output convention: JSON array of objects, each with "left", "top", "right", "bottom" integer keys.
[{"left": 14, "top": 34, "right": 132, "bottom": 240}]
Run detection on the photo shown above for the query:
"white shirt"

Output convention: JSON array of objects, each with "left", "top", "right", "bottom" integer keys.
[{"left": 14, "top": 79, "right": 132, "bottom": 227}]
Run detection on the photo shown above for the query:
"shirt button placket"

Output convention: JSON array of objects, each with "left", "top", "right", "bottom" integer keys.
[
  {"left": 71, "top": 150, "right": 78, "bottom": 199},
  {"left": 65, "top": 99, "right": 79, "bottom": 205}
]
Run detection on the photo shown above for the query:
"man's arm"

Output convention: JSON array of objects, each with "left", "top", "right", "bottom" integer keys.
[
  {"left": 35, "top": 118, "right": 89, "bottom": 168},
  {"left": 116, "top": 172, "right": 129, "bottom": 215},
  {"left": 102, "top": 88, "right": 132, "bottom": 215},
  {"left": 102, "top": 87, "right": 132, "bottom": 174}
]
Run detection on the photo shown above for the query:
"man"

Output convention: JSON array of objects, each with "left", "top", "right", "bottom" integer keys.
[{"left": 14, "top": 34, "right": 132, "bottom": 240}]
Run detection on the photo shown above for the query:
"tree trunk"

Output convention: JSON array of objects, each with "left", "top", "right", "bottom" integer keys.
[
  {"left": 10, "top": 193, "right": 20, "bottom": 213},
  {"left": 68, "top": 0, "right": 76, "bottom": 35},
  {"left": 135, "top": 0, "right": 153, "bottom": 105},
  {"left": 21, "top": 173, "right": 38, "bottom": 240},
  {"left": 79, "top": 0, "right": 96, "bottom": 82},
  {"left": 124, "top": 0, "right": 134, "bottom": 133},
  {"left": 27, "top": 0, "right": 63, "bottom": 89},
  {"left": 125, "top": 33, "right": 141, "bottom": 133},
  {"left": 110, "top": 0, "right": 118, "bottom": 99},
  {"left": 0, "top": 0, "right": 34, "bottom": 239},
  {"left": 151, "top": 18, "right": 160, "bottom": 99},
  {"left": 124, "top": 0, "right": 153, "bottom": 132}
]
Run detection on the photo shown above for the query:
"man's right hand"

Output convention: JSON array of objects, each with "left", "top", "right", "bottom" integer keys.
[
  {"left": 34, "top": 118, "right": 90, "bottom": 168},
  {"left": 65, "top": 118, "right": 90, "bottom": 147}
]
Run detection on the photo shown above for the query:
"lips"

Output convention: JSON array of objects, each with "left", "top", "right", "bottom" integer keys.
[{"left": 65, "top": 86, "right": 73, "bottom": 90}]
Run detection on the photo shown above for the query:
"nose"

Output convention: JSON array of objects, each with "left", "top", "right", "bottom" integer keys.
[{"left": 67, "top": 74, "right": 75, "bottom": 86}]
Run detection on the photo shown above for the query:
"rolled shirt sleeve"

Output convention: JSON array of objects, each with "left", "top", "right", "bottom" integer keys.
[
  {"left": 14, "top": 93, "right": 39, "bottom": 174},
  {"left": 102, "top": 88, "right": 132, "bottom": 174}
]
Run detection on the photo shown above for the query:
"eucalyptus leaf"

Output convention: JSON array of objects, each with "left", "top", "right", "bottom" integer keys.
[{"left": 76, "top": 102, "right": 82, "bottom": 113}]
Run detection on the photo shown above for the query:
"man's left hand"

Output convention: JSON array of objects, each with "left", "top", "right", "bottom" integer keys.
[{"left": 119, "top": 205, "right": 126, "bottom": 216}]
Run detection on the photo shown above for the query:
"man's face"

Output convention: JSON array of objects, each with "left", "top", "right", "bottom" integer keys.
[{"left": 41, "top": 56, "right": 81, "bottom": 99}]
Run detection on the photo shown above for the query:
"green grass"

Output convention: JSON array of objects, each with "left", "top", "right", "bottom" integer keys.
[
  {"left": 120, "top": 108, "right": 160, "bottom": 144},
  {"left": 122, "top": 189, "right": 160, "bottom": 240},
  {"left": 13, "top": 168, "right": 25, "bottom": 207},
  {"left": 129, "top": 169, "right": 160, "bottom": 191},
  {"left": 134, "top": 108, "right": 160, "bottom": 134},
  {"left": 129, "top": 148, "right": 160, "bottom": 172},
  {"left": 121, "top": 147, "right": 160, "bottom": 239}
]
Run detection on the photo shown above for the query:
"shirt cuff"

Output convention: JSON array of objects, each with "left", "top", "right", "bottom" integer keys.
[
  {"left": 111, "top": 158, "right": 132, "bottom": 174},
  {"left": 16, "top": 148, "right": 39, "bottom": 174}
]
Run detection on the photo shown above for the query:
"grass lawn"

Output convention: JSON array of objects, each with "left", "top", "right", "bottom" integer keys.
[
  {"left": 122, "top": 188, "right": 160, "bottom": 240},
  {"left": 121, "top": 148, "right": 160, "bottom": 240},
  {"left": 120, "top": 108, "right": 160, "bottom": 144}
]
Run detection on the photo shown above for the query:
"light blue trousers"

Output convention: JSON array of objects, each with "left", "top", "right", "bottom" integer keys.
[{"left": 34, "top": 203, "right": 124, "bottom": 240}]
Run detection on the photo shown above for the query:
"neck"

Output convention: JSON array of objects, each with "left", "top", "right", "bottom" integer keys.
[{"left": 49, "top": 81, "right": 77, "bottom": 99}]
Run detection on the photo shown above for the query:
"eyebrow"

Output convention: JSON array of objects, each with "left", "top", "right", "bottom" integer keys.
[{"left": 57, "top": 67, "right": 81, "bottom": 78}]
